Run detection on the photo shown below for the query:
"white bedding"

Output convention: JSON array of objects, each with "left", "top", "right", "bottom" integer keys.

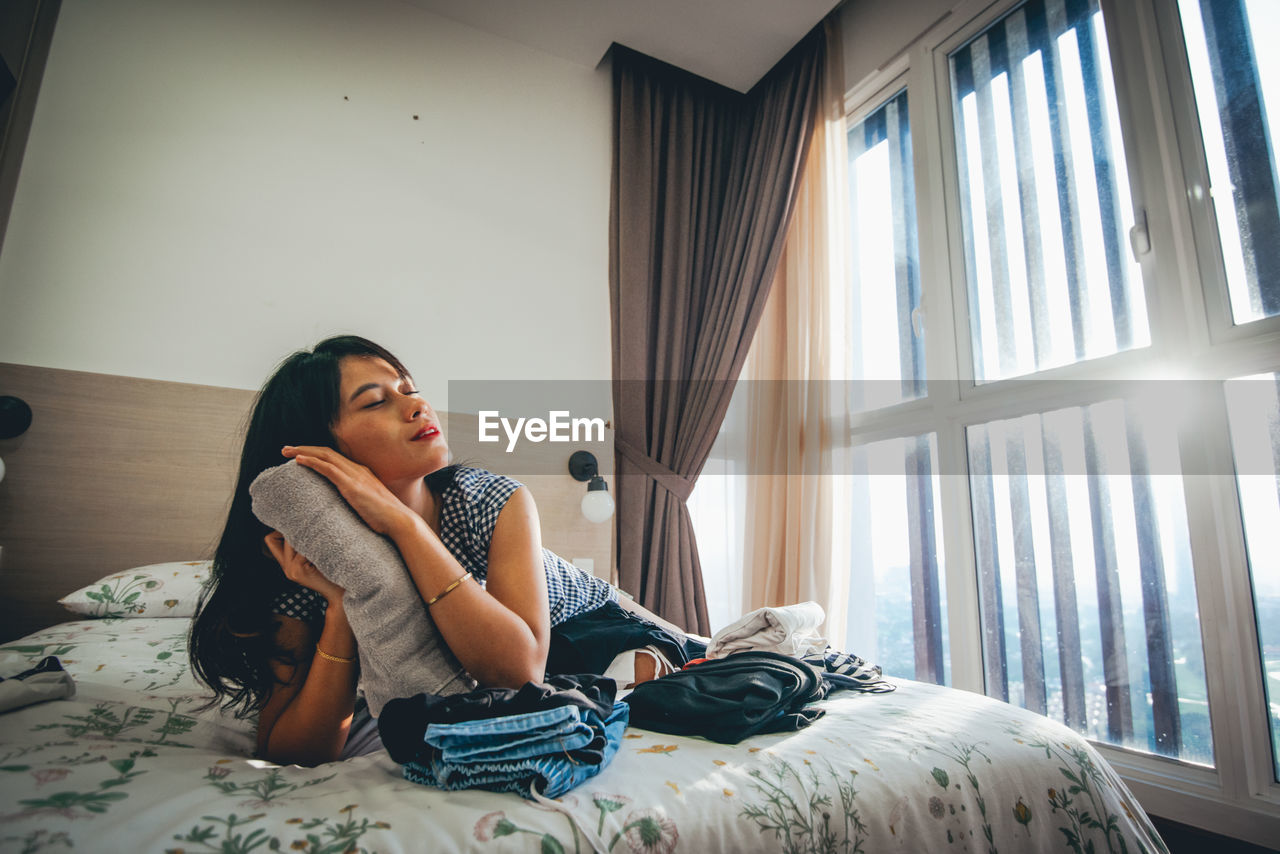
[{"left": 0, "top": 618, "right": 1168, "bottom": 853}]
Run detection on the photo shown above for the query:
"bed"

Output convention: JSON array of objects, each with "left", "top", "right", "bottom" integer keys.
[
  {"left": 0, "top": 364, "right": 1168, "bottom": 852},
  {"left": 0, "top": 603, "right": 1167, "bottom": 852}
]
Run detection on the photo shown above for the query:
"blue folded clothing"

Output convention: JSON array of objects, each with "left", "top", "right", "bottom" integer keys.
[
  {"left": 402, "top": 701, "right": 629, "bottom": 800},
  {"left": 378, "top": 673, "right": 617, "bottom": 764},
  {"left": 424, "top": 704, "right": 602, "bottom": 764}
]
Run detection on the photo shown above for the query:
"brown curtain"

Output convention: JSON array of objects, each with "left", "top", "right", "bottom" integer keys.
[{"left": 608, "top": 30, "right": 826, "bottom": 635}]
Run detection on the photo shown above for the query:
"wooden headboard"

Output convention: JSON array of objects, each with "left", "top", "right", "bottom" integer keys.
[{"left": 0, "top": 363, "right": 615, "bottom": 643}]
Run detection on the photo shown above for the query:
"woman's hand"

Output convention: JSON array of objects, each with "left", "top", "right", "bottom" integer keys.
[
  {"left": 282, "top": 445, "right": 417, "bottom": 536},
  {"left": 263, "top": 531, "right": 346, "bottom": 605}
]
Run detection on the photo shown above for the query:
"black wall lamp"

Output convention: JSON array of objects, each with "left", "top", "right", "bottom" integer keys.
[
  {"left": 568, "top": 450, "right": 615, "bottom": 523},
  {"left": 0, "top": 395, "right": 33, "bottom": 484}
]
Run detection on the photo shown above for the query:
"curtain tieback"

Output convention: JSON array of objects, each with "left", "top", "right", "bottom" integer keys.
[{"left": 615, "top": 437, "right": 696, "bottom": 503}]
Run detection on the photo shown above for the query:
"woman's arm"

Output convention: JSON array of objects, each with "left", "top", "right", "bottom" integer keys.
[
  {"left": 255, "top": 532, "right": 359, "bottom": 766},
  {"left": 283, "top": 446, "right": 550, "bottom": 689},
  {"left": 387, "top": 486, "right": 550, "bottom": 688},
  {"left": 255, "top": 607, "right": 359, "bottom": 766}
]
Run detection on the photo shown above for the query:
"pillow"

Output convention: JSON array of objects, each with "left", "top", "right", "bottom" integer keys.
[{"left": 58, "top": 560, "right": 211, "bottom": 618}]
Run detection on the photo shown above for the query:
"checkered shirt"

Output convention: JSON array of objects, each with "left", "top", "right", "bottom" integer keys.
[
  {"left": 270, "top": 467, "right": 615, "bottom": 627},
  {"left": 270, "top": 583, "right": 328, "bottom": 629},
  {"left": 441, "top": 467, "right": 616, "bottom": 626}
]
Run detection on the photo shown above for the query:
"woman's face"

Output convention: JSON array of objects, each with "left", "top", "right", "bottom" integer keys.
[{"left": 329, "top": 355, "right": 449, "bottom": 486}]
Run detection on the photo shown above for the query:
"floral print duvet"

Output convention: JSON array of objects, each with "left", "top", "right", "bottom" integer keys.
[{"left": 0, "top": 619, "right": 1167, "bottom": 853}]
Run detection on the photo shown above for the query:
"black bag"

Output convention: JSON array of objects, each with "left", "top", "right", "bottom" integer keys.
[{"left": 624, "top": 651, "right": 826, "bottom": 744}]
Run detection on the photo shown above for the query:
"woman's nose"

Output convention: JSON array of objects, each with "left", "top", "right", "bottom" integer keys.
[{"left": 404, "top": 396, "right": 427, "bottom": 420}]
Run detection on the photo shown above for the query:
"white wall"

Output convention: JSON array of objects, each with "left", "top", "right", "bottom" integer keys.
[
  {"left": 0, "top": 0, "right": 613, "bottom": 411},
  {"left": 841, "top": 0, "right": 954, "bottom": 92}
]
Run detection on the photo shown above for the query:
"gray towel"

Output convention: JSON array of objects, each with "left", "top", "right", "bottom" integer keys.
[{"left": 249, "top": 460, "right": 475, "bottom": 717}]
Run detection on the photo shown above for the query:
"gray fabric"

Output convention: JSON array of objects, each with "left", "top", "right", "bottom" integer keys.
[
  {"left": 0, "top": 671, "right": 75, "bottom": 713},
  {"left": 249, "top": 460, "right": 475, "bottom": 717}
]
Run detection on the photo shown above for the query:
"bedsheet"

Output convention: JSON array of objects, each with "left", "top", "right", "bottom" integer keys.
[{"left": 0, "top": 619, "right": 1167, "bottom": 853}]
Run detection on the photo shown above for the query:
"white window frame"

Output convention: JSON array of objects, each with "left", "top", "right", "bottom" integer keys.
[{"left": 840, "top": 0, "right": 1280, "bottom": 843}]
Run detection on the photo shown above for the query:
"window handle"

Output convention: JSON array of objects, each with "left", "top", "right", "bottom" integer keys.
[
  {"left": 911, "top": 305, "right": 925, "bottom": 338},
  {"left": 1128, "top": 208, "right": 1151, "bottom": 259}
]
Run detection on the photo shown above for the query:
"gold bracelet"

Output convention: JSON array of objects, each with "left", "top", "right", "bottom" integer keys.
[
  {"left": 313, "top": 646, "right": 356, "bottom": 664},
  {"left": 426, "top": 572, "right": 472, "bottom": 607}
]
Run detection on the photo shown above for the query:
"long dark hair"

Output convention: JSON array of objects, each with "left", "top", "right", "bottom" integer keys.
[{"left": 189, "top": 335, "right": 455, "bottom": 717}]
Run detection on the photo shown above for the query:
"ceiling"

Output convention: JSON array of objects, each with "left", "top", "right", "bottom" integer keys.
[{"left": 400, "top": 0, "right": 841, "bottom": 93}]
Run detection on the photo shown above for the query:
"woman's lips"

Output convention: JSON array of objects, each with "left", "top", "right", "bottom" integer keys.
[{"left": 412, "top": 426, "right": 439, "bottom": 441}]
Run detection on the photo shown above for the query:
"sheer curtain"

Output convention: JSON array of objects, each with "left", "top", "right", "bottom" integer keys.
[{"left": 690, "top": 17, "right": 852, "bottom": 639}]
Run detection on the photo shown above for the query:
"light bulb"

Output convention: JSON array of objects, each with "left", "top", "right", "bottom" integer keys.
[{"left": 581, "top": 476, "right": 614, "bottom": 523}]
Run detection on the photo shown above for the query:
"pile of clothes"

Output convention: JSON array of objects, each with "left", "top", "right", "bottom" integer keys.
[
  {"left": 378, "top": 673, "right": 627, "bottom": 800},
  {"left": 379, "top": 601, "right": 891, "bottom": 798},
  {"left": 625, "top": 601, "right": 895, "bottom": 743}
]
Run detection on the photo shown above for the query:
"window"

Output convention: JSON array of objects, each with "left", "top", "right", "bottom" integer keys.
[
  {"left": 844, "top": 434, "right": 949, "bottom": 685},
  {"left": 949, "top": 0, "right": 1148, "bottom": 382},
  {"left": 937, "top": 0, "right": 1215, "bottom": 767},
  {"left": 840, "top": 87, "right": 949, "bottom": 685},
  {"left": 967, "top": 398, "right": 1209, "bottom": 763},
  {"left": 1178, "top": 0, "right": 1280, "bottom": 325},
  {"left": 824, "top": 0, "right": 1280, "bottom": 837},
  {"left": 699, "top": 0, "right": 1280, "bottom": 836},
  {"left": 847, "top": 89, "right": 925, "bottom": 411},
  {"left": 688, "top": 391, "right": 750, "bottom": 635},
  {"left": 1224, "top": 373, "right": 1280, "bottom": 780}
]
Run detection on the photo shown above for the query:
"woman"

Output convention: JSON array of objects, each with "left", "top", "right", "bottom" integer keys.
[{"left": 190, "top": 335, "right": 682, "bottom": 767}]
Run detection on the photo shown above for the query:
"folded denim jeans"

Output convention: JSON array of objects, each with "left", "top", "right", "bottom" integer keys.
[
  {"left": 378, "top": 673, "right": 618, "bottom": 764},
  {"left": 402, "top": 701, "right": 629, "bottom": 800},
  {"left": 425, "top": 704, "right": 600, "bottom": 764}
]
